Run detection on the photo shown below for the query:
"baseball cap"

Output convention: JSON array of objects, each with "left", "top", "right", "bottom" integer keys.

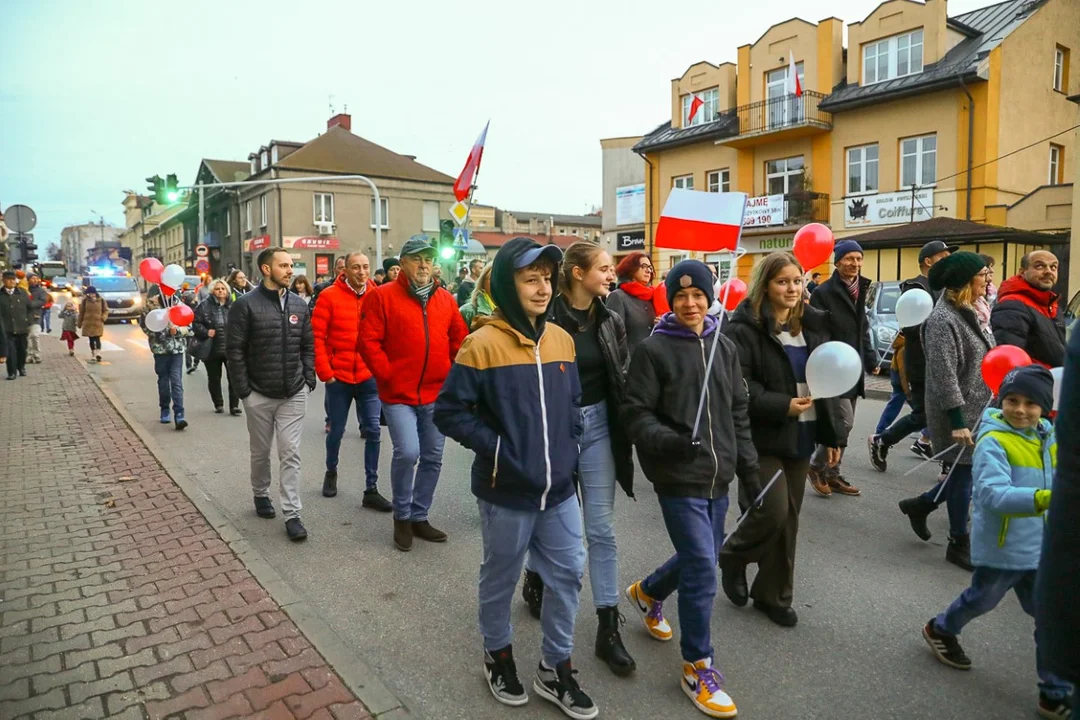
[
  {"left": 399, "top": 235, "right": 437, "bottom": 258},
  {"left": 514, "top": 244, "right": 563, "bottom": 269},
  {"left": 919, "top": 240, "right": 959, "bottom": 264}
]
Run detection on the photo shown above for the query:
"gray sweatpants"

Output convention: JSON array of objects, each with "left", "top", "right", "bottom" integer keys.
[
  {"left": 27, "top": 324, "right": 42, "bottom": 362},
  {"left": 243, "top": 388, "right": 308, "bottom": 520},
  {"left": 810, "top": 397, "right": 857, "bottom": 477}
]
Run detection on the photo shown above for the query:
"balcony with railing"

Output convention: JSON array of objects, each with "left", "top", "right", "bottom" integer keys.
[
  {"left": 784, "top": 190, "right": 830, "bottom": 225},
  {"left": 717, "top": 91, "right": 832, "bottom": 148}
]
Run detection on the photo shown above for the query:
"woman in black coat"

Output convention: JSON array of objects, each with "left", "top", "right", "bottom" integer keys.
[
  {"left": 192, "top": 278, "right": 239, "bottom": 415},
  {"left": 719, "top": 252, "right": 839, "bottom": 627},
  {"left": 606, "top": 251, "right": 660, "bottom": 351}
]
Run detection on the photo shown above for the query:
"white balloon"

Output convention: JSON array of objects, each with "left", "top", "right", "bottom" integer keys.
[
  {"left": 895, "top": 288, "right": 934, "bottom": 328},
  {"left": 1051, "top": 366, "right": 1064, "bottom": 410},
  {"left": 806, "top": 341, "right": 862, "bottom": 399},
  {"left": 144, "top": 308, "right": 170, "bottom": 332},
  {"left": 160, "top": 264, "right": 185, "bottom": 289}
]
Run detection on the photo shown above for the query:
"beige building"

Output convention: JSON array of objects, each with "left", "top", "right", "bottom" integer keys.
[
  {"left": 599, "top": 137, "right": 646, "bottom": 259},
  {"left": 500, "top": 210, "right": 602, "bottom": 242}
]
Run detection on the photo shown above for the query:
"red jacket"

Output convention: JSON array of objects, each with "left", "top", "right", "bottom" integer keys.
[
  {"left": 359, "top": 273, "right": 469, "bottom": 405},
  {"left": 311, "top": 275, "right": 378, "bottom": 384}
]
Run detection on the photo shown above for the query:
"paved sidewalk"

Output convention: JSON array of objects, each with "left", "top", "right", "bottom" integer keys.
[{"left": 1, "top": 342, "right": 373, "bottom": 720}]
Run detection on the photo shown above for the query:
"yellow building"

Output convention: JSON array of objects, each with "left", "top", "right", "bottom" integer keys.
[{"left": 633, "top": 0, "right": 1077, "bottom": 286}]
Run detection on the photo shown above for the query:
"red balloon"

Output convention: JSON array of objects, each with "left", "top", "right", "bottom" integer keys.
[
  {"left": 981, "top": 345, "right": 1033, "bottom": 394},
  {"left": 792, "top": 223, "right": 834, "bottom": 270},
  {"left": 160, "top": 284, "right": 176, "bottom": 298},
  {"left": 718, "top": 278, "right": 747, "bottom": 311},
  {"left": 168, "top": 303, "right": 194, "bottom": 327},
  {"left": 139, "top": 258, "right": 164, "bottom": 284}
]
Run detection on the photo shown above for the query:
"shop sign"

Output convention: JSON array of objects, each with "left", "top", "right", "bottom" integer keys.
[
  {"left": 246, "top": 235, "right": 271, "bottom": 252},
  {"left": 743, "top": 194, "right": 785, "bottom": 228},
  {"left": 844, "top": 189, "right": 934, "bottom": 228},
  {"left": 616, "top": 230, "right": 646, "bottom": 251},
  {"left": 283, "top": 236, "right": 340, "bottom": 250}
]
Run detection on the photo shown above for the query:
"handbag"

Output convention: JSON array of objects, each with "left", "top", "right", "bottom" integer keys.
[{"left": 189, "top": 335, "right": 214, "bottom": 362}]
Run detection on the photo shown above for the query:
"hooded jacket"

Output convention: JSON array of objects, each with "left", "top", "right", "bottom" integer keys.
[
  {"left": 225, "top": 284, "right": 315, "bottom": 399},
  {"left": 434, "top": 237, "right": 582, "bottom": 512},
  {"left": 359, "top": 272, "right": 468, "bottom": 405},
  {"left": 971, "top": 408, "right": 1055, "bottom": 570},
  {"left": 460, "top": 290, "right": 495, "bottom": 331},
  {"left": 311, "top": 275, "right": 378, "bottom": 385},
  {"left": 808, "top": 271, "right": 877, "bottom": 398},
  {"left": 990, "top": 275, "right": 1066, "bottom": 369},
  {"left": 723, "top": 300, "right": 840, "bottom": 456},
  {"left": 623, "top": 313, "right": 759, "bottom": 498}
]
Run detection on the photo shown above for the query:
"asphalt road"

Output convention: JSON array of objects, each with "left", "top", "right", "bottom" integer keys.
[{"left": 57, "top": 313, "right": 1049, "bottom": 720}]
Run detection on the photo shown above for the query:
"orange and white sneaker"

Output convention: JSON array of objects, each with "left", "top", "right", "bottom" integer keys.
[
  {"left": 625, "top": 581, "right": 672, "bottom": 642},
  {"left": 682, "top": 658, "right": 737, "bottom": 718}
]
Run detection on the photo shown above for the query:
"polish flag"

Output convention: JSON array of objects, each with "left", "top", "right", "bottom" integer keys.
[
  {"left": 787, "top": 50, "right": 802, "bottom": 97},
  {"left": 656, "top": 189, "right": 747, "bottom": 252},
  {"left": 688, "top": 93, "right": 704, "bottom": 122},
  {"left": 454, "top": 121, "right": 489, "bottom": 202}
]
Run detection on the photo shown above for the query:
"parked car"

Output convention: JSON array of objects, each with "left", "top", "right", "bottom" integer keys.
[
  {"left": 865, "top": 280, "right": 901, "bottom": 371},
  {"left": 83, "top": 275, "right": 143, "bottom": 323},
  {"left": 50, "top": 276, "right": 74, "bottom": 293}
]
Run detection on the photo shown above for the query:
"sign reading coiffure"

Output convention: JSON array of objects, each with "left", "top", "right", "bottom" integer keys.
[
  {"left": 844, "top": 189, "right": 934, "bottom": 228},
  {"left": 616, "top": 230, "right": 645, "bottom": 252},
  {"left": 283, "top": 236, "right": 340, "bottom": 250}
]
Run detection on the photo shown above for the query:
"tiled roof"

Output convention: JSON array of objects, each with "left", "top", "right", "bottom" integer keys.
[
  {"left": 820, "top": 0, "right": 1046, "bottom": 112},
  {"left": 275, "top": 126, "right": 454, "bottom": 185},
  {"left": 632, "top": 114, "right": 740, "bottom": 153},
  {"left": 847, "top": 216, "right": 1065, "bottom": 246},
  {"left": 203, "top": 159, "right": 250, "bottom": 184},
  {"left": 503, "top": 211, "right": 602, "bottom": 226},
  {"left": 471, "top": 232, "right": 577, "bottom": 249}
]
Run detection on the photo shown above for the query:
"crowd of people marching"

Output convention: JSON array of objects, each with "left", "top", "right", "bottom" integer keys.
[{"left": 2, "top": 234, "right": 1077, "bottom": 720}]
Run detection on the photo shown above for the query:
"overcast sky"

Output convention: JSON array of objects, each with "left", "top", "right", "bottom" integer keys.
[{"left": 0, "top": 0, "right": 1003, "bottom": 245}]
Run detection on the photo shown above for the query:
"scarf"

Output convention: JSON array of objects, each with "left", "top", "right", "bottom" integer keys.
[
  {"left": 974, "top": 297, "right": 991, "bottom": 332},
  {"left": 620, "top": 281, "right": 670, "bottom": 316},
  {"left": 844, "top": 274, "right": 860, "bottom": 303},
  {"left": 410, "top": 280, "right": 434, "bottom": 305}
]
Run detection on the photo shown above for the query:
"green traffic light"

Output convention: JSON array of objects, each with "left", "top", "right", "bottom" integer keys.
[
  {"left": 166, "top": 191, "right": 179, "bottom": 202},
  {"left": 440, "top": 247, "right": 455, "bottom": 260}
]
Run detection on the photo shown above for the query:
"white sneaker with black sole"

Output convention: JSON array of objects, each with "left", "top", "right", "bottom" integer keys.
[
  {"left": 533, "top": 659, "right": 598, "bottom": 720},
  {"left": 484, "top": 645, "right": 528, "bottom": 707}
]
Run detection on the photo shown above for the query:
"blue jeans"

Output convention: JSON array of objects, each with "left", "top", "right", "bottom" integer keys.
[
  {"left": 40, "top": 311, "right": 51, "bottom": 332},
  {"left": 875, "top": 369, "right": 908, "bottom": 435},
  {"left": 642, "top": 493, "right": 730, "bottom": 663},
  {"left": 478, "top": 496, "right": 585, "bottom": 667},
  {"left": 153, "top": 353, "right": 184, "bottom": 415},
  {"left": 325, "top": 379, "right": 381, "bottom": 489},
  {"left": 579, "top": 401, "right": 620, "bottom": 608},
  {"left": 920, "top": 463, "right": 973, "bottom": 537},
  {"left": 383, "top": 402, "right": 445, "bottom": 522},
  {"left": 935, "top": 567, "right": 1072, "bottom": 700}
]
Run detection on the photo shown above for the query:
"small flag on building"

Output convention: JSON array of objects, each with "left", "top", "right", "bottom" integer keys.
[
  {"left": 787, "top": 50, "right": 802, "bottom": 97},
  {"left": 454, "top": 121, "right": 489, "bottom": 202},
  {"left": 656, "top": 189, "right": 747, "bottom": 252},
  {"left": 688, "top": 93, "right": 704, "bottom": 122}
]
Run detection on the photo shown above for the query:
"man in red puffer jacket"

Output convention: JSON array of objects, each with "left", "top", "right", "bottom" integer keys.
[
  {"left": 312, "top": 252, "right": 393, "bottom": 512},
  {"left": 360, "top": 235, "right": 469, "bottom": 552},
  {"left": 990, "top": 250, "right": 1066, "bottom": 369}
]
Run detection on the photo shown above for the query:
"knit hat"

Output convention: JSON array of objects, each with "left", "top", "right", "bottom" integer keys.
[
  {"left": 833, "top": 240, "right": 864, "bottom": 264},
  {"left": 666, "top": 260, "right": 715, "bottom": 309},
  {"left": 999, "top": 365, "right": 1054, "bottom": 416},
  {"left": 382, "top": 257, "right": 400, "bottom": 273},
  {"left": 928, "top": 251, "right": 986, "bottom": 292}
]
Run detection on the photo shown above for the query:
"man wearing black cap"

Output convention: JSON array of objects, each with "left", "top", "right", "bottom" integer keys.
[
  {"left": 868, "top": 240, "right": 957, "bottom": 471},
  {"left": 808, "top": 239, "right": 878, "bottom": 497},
  {"left": 0, "top": 270, "right": 33, "bottom": 380},
  {"left": 360, "top": 235, "right": 469, "bottom": 551}
]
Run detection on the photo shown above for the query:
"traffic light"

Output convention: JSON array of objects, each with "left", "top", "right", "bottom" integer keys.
[
  {"left": 438, "top": 220, "right": 457, "bottom": 261},
  {"left": 146, "top": 175, "right": 164, "bottom": 204},
  {"left": 165, "top": 173, "right": 180, "bottom": 203},
  {"left": 21, "top": 235, "right": 38, "bottom": 263}
]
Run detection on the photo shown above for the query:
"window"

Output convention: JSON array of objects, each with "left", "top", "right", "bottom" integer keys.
[
  {"left": 313, "top": 193, "right": 334, "bottom": 223},
  {"left": 847, "top": 144, "right": 880, "bottom": 195},
  {"left": 271, "top": 145, "right": 279, "bottom": 164},
  {"left": 260, "top": 150, "right": 268, "bottom": 168},
  {"left": 681, "top": 87, "right": 720, "bottom": 127},
  {"left": 259, "top": 195, "right": 267, "bottom": 228},
  {"left": 900, "top": 134, "right": 937, "bottom": 188},
  {"left": 1049, "top": 144, "right": 1064, "bottom": 185},
  {"left": 244, "top": 201, "right": 252, "bottom": 232},
  {"left": 765, "top": 156, "right": 804, "bottom": 195},
  {"left": 707, "top": 169, "right": 730, "bottom": 193},
  {"left": 422, "top": 200, "right": 439, "bottom": 232},
  {"left": 571, "top": 228, "right": 579, "bottom": 236},
  {"left": 1055, "top": 46, "right": 1069, "bottom": 92},
  {"left": 863, "top": 29, "right": 923, "bottom": 85},
  {"left": 249, "top": 158, "right": 257, "bottom": 174},
  {"left": 370, "top": 198, "right": 389, "bottom": 229},
  {"left": 673, "top": 174, "right": 694, "bottom": 190},
  {"left": 766, "top": 62, "right": 805, "bottom": 127}
]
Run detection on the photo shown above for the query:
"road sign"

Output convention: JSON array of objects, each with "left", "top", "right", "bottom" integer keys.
[
  {"left": 195, "top": 244, "right": 209, "bottom": 258},
  {"left": 5, "top": 204, "right": 37, "bottom": 233},
  {"left": 452, "top": 228, "right": 470, "bottom": 249},
  {"left": 194, "top": 258, "right": 211, "bottom": 273},
  {"left": 449, "top": 201, "right": 469, "bottom": 226}
]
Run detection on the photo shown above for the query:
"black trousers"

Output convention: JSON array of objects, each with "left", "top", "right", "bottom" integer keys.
[
  {"left": 881, "top": 382, "right": 927, "bottom": 447},
  {"left": 88, "top": 336, "right": 102, "bottom": 352},
  {"left": 4, "top": 332, "right": 28, "bottom": 375},
  {"left": 203, "top": 356, "right": 237, "bottom": 410}
]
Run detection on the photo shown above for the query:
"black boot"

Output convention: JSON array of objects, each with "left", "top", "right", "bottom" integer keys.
[
  {"left": 322, "top": 470, "right": 338, "bottom": 497},
  {"left": 946, "top": 534, "right": 974, "bottom": 571},
  {"left": 898, "top": 496, "right": 935, "bottom": 542},
  {"left": 595, "top": 607, "right": 636, "bottom": 677},
  {"left": 720, "top": 560, "right": 749, "bottom": 607},
  {"left": 521, "top": 569, "right": 544, "bottom": 619}
]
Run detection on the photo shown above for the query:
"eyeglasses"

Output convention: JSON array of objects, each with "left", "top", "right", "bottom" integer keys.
[{"left": 976, "top": 269, "right": 993, "bottom": 279}]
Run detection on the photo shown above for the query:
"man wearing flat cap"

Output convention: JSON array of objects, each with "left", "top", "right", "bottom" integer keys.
[{"left": 0, "top": 270, "right": 33, "bottom": 379}]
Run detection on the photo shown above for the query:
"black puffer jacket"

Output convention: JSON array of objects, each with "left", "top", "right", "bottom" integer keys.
[
  {"left": 192, "top": 297, "right": 232, "bottom": 360},
  {"left": 550, "top": 295, "right": 634, "bottom": 498},
  {"left": 990, "top": 275, "right": 1066, "bottom": 368},
  {"left": 808, "top": 271, "right": 877, "bottom": 398},
  {"left": 623, "top": 314, "right": 759, "bottom": 498},
  {"left": 226, "top": 285, "right": 315, "bottom": 399},
  {"left": 723, "top": 301, "right": 840, "bottom": 455},
  {"left": 896, "top": 273, "right": 937, "bottom": 399}
]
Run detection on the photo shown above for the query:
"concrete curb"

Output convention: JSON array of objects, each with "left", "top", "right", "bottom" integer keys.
[{"left": 87, "top": 368, "right": 417, "bottom": 720}]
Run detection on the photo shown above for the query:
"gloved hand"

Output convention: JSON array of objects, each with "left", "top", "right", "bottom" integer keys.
[
  {"left": 1035, "top": 489, "right": 1052, "bottom": 513},
  {"left": 740, "top": 474, "right": 763, "bottom": 508},
  {"left": 661, "top": 433, "right": 699, "bottom": 463}
]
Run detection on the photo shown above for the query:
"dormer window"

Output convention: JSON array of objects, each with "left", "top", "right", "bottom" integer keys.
[
  {"left": 863, "top": 29, "right": 924, "bottom": 85},
  {"left": 250, "top": 158, "right": 257, "bottom": 174},
  {"left": 681, "top": 87, "right": 720, "bottom": 127},
  {"left": 271, "top": 145, "right": 279, "bottom": 164},
  {"left": 260, "top": 150, "right": 269, "bottom": 168}
]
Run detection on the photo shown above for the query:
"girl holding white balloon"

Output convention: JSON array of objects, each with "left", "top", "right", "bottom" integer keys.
[
  {"left": 719, "top": 252, "right": 844, "bottom": 627},
  {"left": 139, "top": 292, "right": 194, "bottom": 431}
]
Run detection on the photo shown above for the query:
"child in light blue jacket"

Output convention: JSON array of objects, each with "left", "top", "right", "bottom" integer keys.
[{"left": 921, "top": 365, "right": 1073, "bottom": 719}]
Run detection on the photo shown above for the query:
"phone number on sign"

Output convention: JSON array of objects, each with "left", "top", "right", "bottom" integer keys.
[{"left": 743, "top": 213, "right": 782, "bottom": 227}]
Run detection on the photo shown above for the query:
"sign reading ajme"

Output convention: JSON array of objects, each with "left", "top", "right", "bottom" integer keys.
[{"left": 844, "top": 189, "right": 935, "bottom": 228}]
